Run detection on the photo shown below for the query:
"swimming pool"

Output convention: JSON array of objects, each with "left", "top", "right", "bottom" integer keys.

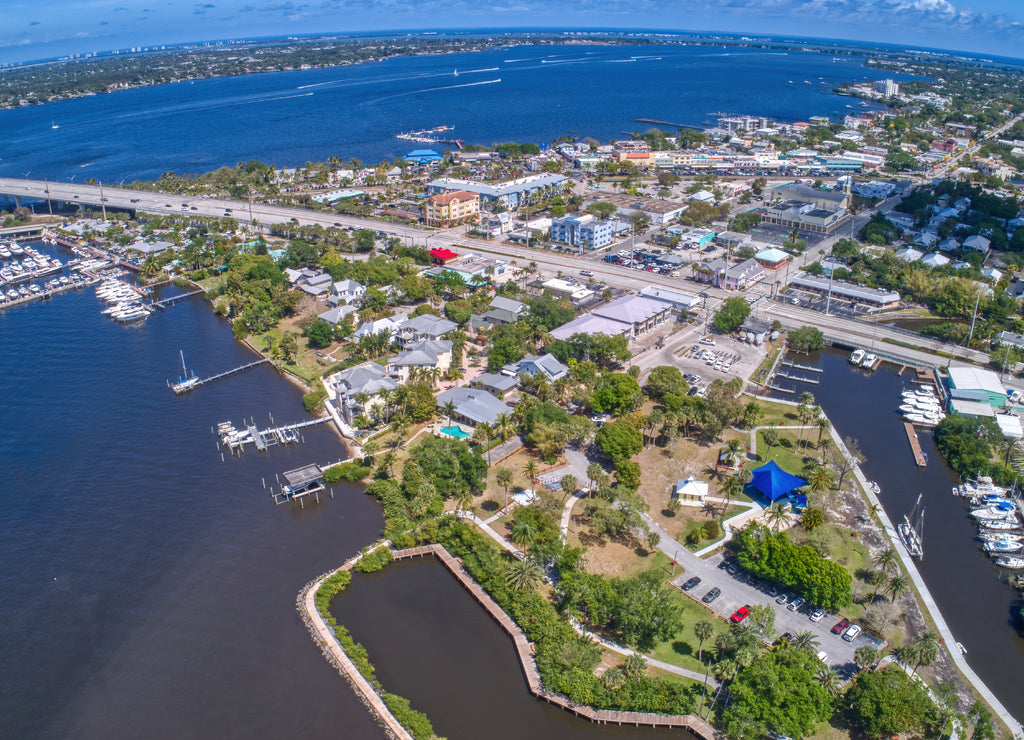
[{"left": 440, "top": 425, "right": 471, "bottom": 440}]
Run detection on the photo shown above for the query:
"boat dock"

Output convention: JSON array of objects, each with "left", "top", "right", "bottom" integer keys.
[
  {"left": 774, "top": 370, "right": 820, "bottom": 385},
  {"left": 780, "top": 360, "right": 823, "bottom": 373},
  {"left": 150, "top": 288, "right": 204, "bottom": 310},
  {"left": 0, "top": 274, "right": 99, "bottom": 309},
  {"left": 218, "top": 415, "right": 331, "bottom": 453},
  {"left": 272, "top": 464, "right": 327, "bottom": 505},
  {"left": 904, "top": 422, "right": 928, "bottom": 467},
  {"left": 765, "top": 384, "right": 795, "bottom": 394},
  {"left": 172, "top": 358, "right": 272, "bottom": 394}
]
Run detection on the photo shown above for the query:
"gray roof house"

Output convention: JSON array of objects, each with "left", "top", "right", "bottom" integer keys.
[
  {"left": 436, "top": 386, "right": 513, "bottom": 427},
  {"left": 472, "top": 372, "right": 519, "bottom": 398},
  {"left": 591, "top": 294, "right": 672, "bottom": 338},
  {"left": 325, "top": 361, "right": 400, "bottom": 423},
  {"left": 396, "top": 314, "right": 458, "bottom": 349},
  {"left": 318, "top": 304, "right": 359, "bottom": 325},
  {"left": 518, "top": 353, "right": 568, "bottom": 382},
  {"left": 469, "top": 296, "right": 529, "bottom": 331},
  {"left": 389, "top": 339, "right": 453, "bottom": 381},
  {"left": 328, "top": 279, "right": 366, "bottom": 306}
]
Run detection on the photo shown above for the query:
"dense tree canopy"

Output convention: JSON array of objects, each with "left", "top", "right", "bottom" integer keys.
[
  {"left": 591, "top": 373, "right": 643, "bottom": 416},
  {"left": 723, "top": 647, "right": 835, "bottom": 739},
  {"left": 846, "top": 664, "right": 937, "bottom": 738},
  {"left": 595, "top": 419, "right": 643, "bottom": 464},
  {"left": 713, "top": 297, "right": 751, "bottom": 333}
]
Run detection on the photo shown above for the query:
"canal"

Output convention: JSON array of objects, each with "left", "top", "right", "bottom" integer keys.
[{"left": 770, "top": 348, "right": 1024, "bottom": 720}]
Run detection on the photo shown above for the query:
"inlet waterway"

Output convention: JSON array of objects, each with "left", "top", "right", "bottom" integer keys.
[
  {"left": 0, "top": 240, "right": 385, "bottom": 738},
  {"left": 770, "top": 348, "right": 1024, "bottom": 721}
]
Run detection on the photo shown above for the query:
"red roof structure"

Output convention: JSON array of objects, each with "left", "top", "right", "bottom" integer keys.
[{"left": 429, "top": 248, "right": 459, "bottom": 264}]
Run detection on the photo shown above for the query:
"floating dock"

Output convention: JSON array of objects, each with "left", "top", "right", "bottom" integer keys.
[
  {"left": 780, "top": 360, "right": 823, "bottom": 373},
  {"left": 774, "top": 370, "right": 820, "bottom": 385},
  {"left": 904, "top": 422, "right": 928, "bottom": 467}
]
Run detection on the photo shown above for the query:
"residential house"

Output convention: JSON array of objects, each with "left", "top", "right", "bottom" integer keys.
[
  {"left": 550, "top": 213, "right": 614, "bottom": 249},
  {"left": 396, "top": 314, "right": 457, "bottom": 349},
  {"left": 896, "top": 247, "right": 924, "bottom": 262},
  {"left": 470, "top": 296, "right": 529, "bottom": 330},
  {"left": 472, "top": 372, "right": 519, "bottom": 399},
  {"left": 325, "top": 361, "right": 400, "bottom": 423},
  {"left": 284, "top": 268, "right": 334, "bottom": 297},
  {"left": 963, "top": 235, "right": 991, "bottom": 253},
  {"left": 328, "top": 279, "right": 366, "bottom": 306},
  {"left": 318, "top": 304, "right": 359, "bottom": 326},
  {"left": 672, "top": 476, "right": 709, "bottom": 506},
  {"left": 518, "top": 353, "right": 569, "bottom": 382},
  {"left": 388, "top": 339, "right": 453, "bottom": 382},
  {"left": 353, "top": 316, "right": 405, "bottom": 342},
  {"left": 436, "top": 386, "right": 514, "bottom": 428},
  {"left": 921, "top": 253, "right": 950, "bottom": 268}
]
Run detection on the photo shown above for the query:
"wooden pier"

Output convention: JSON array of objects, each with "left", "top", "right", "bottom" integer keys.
[
  {"left": 0, "top": 275, "right": 99, "bottom": 310},
  {"left": 780, "top": 360, "right": 823, "bottom": 373},
  {"left": 775, "top": 370, "right": 820, "bottom": 385},
  {"left": 173, "top": 358, "right": 272, "bottom": 394},
  {"left": 150, "top": 288, "right": 204, "bottom": 310},
  {"left": 392, "top": 545, "right": 715, "bottom": 737},
  {"left": 904, "top": 422, "right": 928, "bottom": 467},
  {"left": 219, "top": 415, "right": 332, "bottom": 454}
]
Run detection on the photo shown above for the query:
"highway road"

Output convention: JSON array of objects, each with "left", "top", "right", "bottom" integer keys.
[{"left": 0, "top": 177, "right": 992, "bottom": 369}]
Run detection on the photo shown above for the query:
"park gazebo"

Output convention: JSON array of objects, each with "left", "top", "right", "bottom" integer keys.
[{"left": 749, "top": 460, "right": 807, "bottom": 505}]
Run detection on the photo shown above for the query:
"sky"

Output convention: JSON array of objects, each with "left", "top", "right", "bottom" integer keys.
[{"left": 2, "top": 0, "right": 1024, "bottom": 65}]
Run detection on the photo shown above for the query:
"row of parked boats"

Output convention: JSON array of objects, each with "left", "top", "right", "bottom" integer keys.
[
  {"left": 848, "top": 348, "right": 881, "bottom": 370},
  {"left": 898, "top": 386, "right": 946, "bottom": 426},
  {"left": 0, "top": 244, "right": 64, "bottom": 284},
  {"left": 954, "top": 477, "right": 1024, "bottom": 569},
  {"left": 96, "top": 279, "right": 152, "bottom": 323}
]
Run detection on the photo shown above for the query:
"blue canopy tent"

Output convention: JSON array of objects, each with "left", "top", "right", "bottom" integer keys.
[{"left": 750, "top": 460, "right": 807, "bottom": 502}]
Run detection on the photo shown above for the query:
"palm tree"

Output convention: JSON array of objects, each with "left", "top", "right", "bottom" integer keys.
[
  {"left": 913, "top": 630, "right": 941, "bottom": 673},
  {"left": 791, "top": 630, "right": 820, "bottom": 652},
  {"left": 818, "top": 436, "right": 833, "bottom": 464},
  {"left": 504, "top": 556, "right": 544, "bottom": 592},
  {"left": 496, "top": 467, "right": 513, "bottom": 506},
  {"left": 719, "top": 475, "right": 742, "bottom": 522},
  {"left": 496, "top": 412, "right": 512, "bottom": 442},
  {"left": 762, "top": 428, "right": 780, "bottom": 461},
  {"left": 814, "top": 664, "right": 842, "bottom": 698},
  {"left": 694, "top": 619, "right": 715, "bottom": 663},
  {"left": 815, "top": 416, "right": 832, "bottom": 448},
  {"left": 510, "top": 519, "right": 537, "bottom": 550},
  {"left": 892, "top": 643, "right": 919, "bottom": 672},
  {"left": 454, "top": 488, "right": 474, "bottom": 519},
  {"left": 560, "top": 474, "right": 578, "bottom": 501},
  {"left": 524, "top": 459, "right": 538, "bottom": 488},
  {"left": 722, "top": 438, "right": 744, "bottom": 468},
  {"left": 806, "top": 465, "right": 834, "bottom": 496},
  {"left": 872, "top": 547, "right": 899, "bottom": 576},
  {"left": 854, "top": 645, "right": 879, "bottom": 671},
  {"left": 764, "top": 502, "right": 789, "bottom": 533},
  {"left": 886, "top": 573, "right": 910, "bottom": 603},
  {"left": 442, "top": 399, "right": 457, "bottom": 431}
]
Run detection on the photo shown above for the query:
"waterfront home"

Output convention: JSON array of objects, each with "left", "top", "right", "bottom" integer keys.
[
  {"left": 388, "top": 339, "right": 453, "bottom": 383},
  {"left": 436, "top": 386, "right": 514, "bottom": 428},
  {"left": 353, "top": 315, "right": 405, "bottom": 342},
  {"left": 325, "top": 361, "right": 400, "bottom": 423}
]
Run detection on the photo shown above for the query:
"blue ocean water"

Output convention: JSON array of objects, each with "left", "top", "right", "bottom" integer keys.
[{"left": 0, "top": 44, "right": 910, "bottom": 184}]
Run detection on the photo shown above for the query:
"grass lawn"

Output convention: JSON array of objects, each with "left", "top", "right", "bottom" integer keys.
[
  {"left": 755, "top": 428, "right": 823, "bottom": 475},
  {"left": 647, "top": 560, "right": 734, "bottom": 673},
  {"left": 751, "top": 397, "right": 803, "bottom": 427}
]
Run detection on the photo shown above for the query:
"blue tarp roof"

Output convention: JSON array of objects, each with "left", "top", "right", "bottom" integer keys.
[{"left": 750, "top": 460, "right": 807, "bottom": 501}]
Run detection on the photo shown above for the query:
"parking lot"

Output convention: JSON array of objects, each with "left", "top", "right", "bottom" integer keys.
[{"left": 670, "top": 549, "right": 884, "bottom": 680}]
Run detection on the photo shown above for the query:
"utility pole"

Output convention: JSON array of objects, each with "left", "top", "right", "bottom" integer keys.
[
  {"left": 99, "top": 181, "right": 107, "bottom": 222},
  {"left": 44, "top": 179, "right": 53, "bottom": 220}
]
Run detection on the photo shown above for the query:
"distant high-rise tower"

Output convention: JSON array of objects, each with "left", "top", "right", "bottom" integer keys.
[{"left": 874, "top": 79, "right": 899, "bottom": 97}]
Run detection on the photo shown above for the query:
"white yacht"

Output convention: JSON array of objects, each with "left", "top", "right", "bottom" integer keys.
[
  {"left": 849, "top": 349, "right": 866, "bottom": 364},
  {"left": 994, "top": 556, "right": 1024, "bottom": 569}
]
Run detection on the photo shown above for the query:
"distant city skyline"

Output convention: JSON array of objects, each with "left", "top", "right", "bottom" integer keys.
[{"left": 2, "top": 0, "right": 1024, "bottom": 64}]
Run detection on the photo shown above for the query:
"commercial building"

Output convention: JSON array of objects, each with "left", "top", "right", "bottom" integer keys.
[
  {"left": 426, "top": 174, "right": 568, "bottom": 210},
  {"left": 790, "top": 273, "right": 901, "bottom": 310},
  {"left": 639, "top": 285, "right": 702, "bottom": 312},
  {"left": 424, "top": 190, "right": 480, "bottom": 227},
  {"left": 947, "top": 366, "right": 1007, "bottom": 409},
  {"left": 874, "top": 79, "right": 900, "bottom": 97},
  {"left": 550, "top": 213, "right": 614, "bottom": 249},
  {"left": 586, "top": 192, "right": 687, "bottom": 225}
]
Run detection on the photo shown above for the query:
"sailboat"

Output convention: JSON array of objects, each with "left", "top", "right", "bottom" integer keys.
[
  {"left": 898, "top": 493, "right": 925, "bottom": 559},
  {"left": 453, "top": 69, "right": 459, "bottom": 77},
  {"left": 171, "top": 350, "right": 200, "bottom": 394},
  {"left": 51, "top": 121, "right": 59, "bottom": 130}
]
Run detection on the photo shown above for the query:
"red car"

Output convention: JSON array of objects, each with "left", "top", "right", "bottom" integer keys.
[
  {"left": 730, "top": 606, "right": 750, "bottom": 623},
  {"left": 831, "top": 618, "right": 851, "bottom": 635}
]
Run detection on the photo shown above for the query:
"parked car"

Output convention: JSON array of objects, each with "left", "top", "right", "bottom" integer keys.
[
  {"left": 730, "top": 606, "right": 751, "bottom": 623},
  {"left": 776, "top": 592, "right": 793, "bottom": 605},
  {"left": 787, "top": 597, "right": 806, "bottom": 612},
  {"left": 766, "top": 584, "right": 780, "bottom": 598},
  {"left": 702, "top": 587, "right": 721, "bottom": 604},
  {"left": 809, "top": 608, "right": 826, "bottom": 623},
  {"left": 681, "top": 576, "right": 701, "bottom": 592},
  {"left": 842, "top": 624, "right": 862, "bottom": 642},
  {"left": 831, "top": 618, "right": 851, "bottom": 635},
  {"left": 727, "top": 562, "right": 741, "bottom": 575}
]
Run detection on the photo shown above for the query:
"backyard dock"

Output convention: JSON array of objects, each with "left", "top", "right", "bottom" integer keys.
[
  {"left": 904, "top": 422, "right": 928, "bottom": 467},
  {"left": 150, "top": 288, "right": 204, "bottom": 310},
  {"left": 174, "top": 358, "right": 271, "bottom": 394},
  {"left": 218, "top": 415, "right": 331, "bottom": 453}
]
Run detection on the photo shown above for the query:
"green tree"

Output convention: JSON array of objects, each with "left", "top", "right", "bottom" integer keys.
[
  {"left": 847, "top": 664, "right": 936, "bottom": 738},
  {"left": 694, "top": 619, "right": 715, "bottom": 663},
  {"left": 723, "top": 647, "right": 835, "bottom": 739},
  {"left": 595, "top": 418, "right": 643, "bottom": 464},
  {"left": 591, "top": 373, "right": 643, "bottom": 416},
  {"left": 854, "top": 645, "right": 880, "bottom": 671},
  {"left": 886, "top": 573, "right": 910, "bottom": 604},
  {"left": 496, "top": 467, "right": 514, "bottom": 505},
  {"left": 645, "top": 365, "right": 689, "bottom": 400},
  {"left": 787, "top": 326, "right": 825, "bottom": 352},
  {"left": 713, "top": 297, "right": 751, "bottom": 333},
  {"left": 504, "top": 555, "right": 544, "bottom": 592}
]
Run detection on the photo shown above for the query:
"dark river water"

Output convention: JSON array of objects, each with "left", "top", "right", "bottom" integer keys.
[{"left": 771, "top": 348, "right": 1024, "bottom": 720}]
